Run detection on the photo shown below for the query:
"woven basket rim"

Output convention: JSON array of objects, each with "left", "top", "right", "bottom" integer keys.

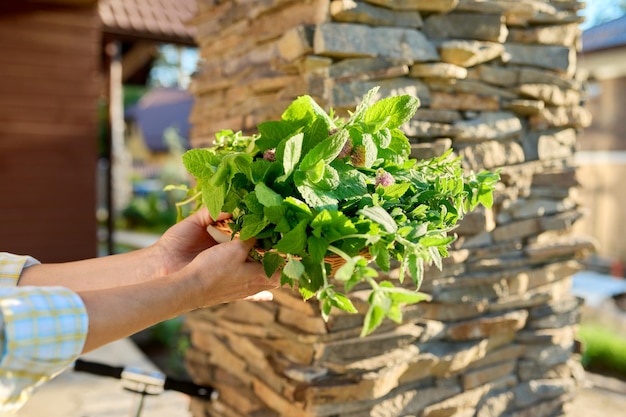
[{"left": 208, "top": 219, "right": 371, "bottom": 272}]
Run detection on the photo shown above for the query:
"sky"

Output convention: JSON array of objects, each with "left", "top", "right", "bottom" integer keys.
[{"left": 580, "top": 0, "right": 626, "bottom": 29}]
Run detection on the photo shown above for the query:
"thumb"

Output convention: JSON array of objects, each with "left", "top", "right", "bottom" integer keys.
[{"left": 227, "top": 237, "right": 257, "bottom": 260}]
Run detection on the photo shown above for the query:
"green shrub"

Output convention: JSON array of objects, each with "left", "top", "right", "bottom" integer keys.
[{"left": 578, "top": 323, "right": 626, "bottom": 377}]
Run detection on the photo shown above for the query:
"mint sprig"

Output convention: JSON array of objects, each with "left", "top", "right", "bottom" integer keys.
[{"left": 172, "top": 87, "right": 499, "bottom": 336}]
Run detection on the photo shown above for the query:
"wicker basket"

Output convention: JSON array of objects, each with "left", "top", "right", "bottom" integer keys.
[{"left": 207, "top": 220, "right": 370, "bottom": 276}]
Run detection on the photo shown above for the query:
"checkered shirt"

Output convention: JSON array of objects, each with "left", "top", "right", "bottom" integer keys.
[{"left": 0, "top": 252, "right": 88, "bottom": 413}]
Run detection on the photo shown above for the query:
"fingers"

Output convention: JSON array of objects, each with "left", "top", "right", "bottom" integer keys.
[
  {"left": 244, "top": 290, "right": 274, "bottom": 302},
  {"left": 224, "top": 237, "right": 257, "bottom": 261}
]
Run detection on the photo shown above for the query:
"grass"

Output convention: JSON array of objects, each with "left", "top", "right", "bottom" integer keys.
[{"left": 578, "top": 323, "right": 626, "bottom": 379}]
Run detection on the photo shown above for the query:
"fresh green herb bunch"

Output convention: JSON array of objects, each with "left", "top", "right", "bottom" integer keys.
[{"left": 171, "top": 87, "right": 499, "bottom": 336}]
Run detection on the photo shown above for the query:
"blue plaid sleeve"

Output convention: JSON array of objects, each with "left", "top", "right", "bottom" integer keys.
[
  {"left": 0, "top": 286, "right": 88, "bottom": 412},
  {"left": 0, "top": 252, "right": 40, "bottom": 288}
]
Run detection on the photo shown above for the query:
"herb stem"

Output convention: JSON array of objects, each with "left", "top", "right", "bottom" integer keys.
[{"left": 326, "top": 245, "right": 353, "bottom": 262}]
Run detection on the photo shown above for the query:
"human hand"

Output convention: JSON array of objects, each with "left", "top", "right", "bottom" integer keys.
[
  {"left": 182, "top": 237, "right": 280, "bottom": 308},
  {"left": 152, "top": 208, "right": 228, "bottom": 277}
]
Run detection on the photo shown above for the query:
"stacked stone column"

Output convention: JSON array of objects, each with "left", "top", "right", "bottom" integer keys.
[{"left": 186, "top": 1, "right": 594, "bottom": 416}]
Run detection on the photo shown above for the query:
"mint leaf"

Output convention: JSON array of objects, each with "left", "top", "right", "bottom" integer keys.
[
  {"left": 182, "top": 149, "right": 219, "bottom": 178},
  {"left": 274, "top": 220, "right": 308, "bottom": 255},
  {"left": 243, "top": 191, "right": 264, "bottom": 214},
  {"left": 262, "top": 252, "right": 285, "bottom": 277},
  {"left": 305, "top": 159, "right": 326, "bottom": 183},
  {"left": 201, "top": 179, "right": 227, "bottom": 220},
  {"left": 277, "top": 133, "right": 303, "bottom": 182},
  {"left": 255, "top": 182, "right": 283, "bottom": 207},
  {"left": 307, "top": 235, "right": 329, "bottom": 263},
  {"left": 300, "top": 129, "right": 349, "bottom": 171},
  {"left": 301, "top": 118, "right": 331, "bottom": 156},
  {"left": 373, "top": 128, "right": 392, "bottom": 149},
  {"left": 283, "top": 257, "right": 305, "bottom": 281},
  {"left": 311, "top": 210, "right": 358, "bottom": 242},
  {"left": 282, "top": 95, "right": 334, "bottom": 129},
  {"left": 361, "top": 305, "right": 385, "bottom": 337},
  {"left": 358, "top": 206, "right": 397, "bottom": 234},
  {"left": 347, "top": 86, "right": 380, "bottom": 126},
  {"left": 370, "top": 242, "right": 390, "bottom": 272},
  {"left": 257, "top": 120, "right": 299, "bottom": 151},
  {"left": 283, "top": 197, "right": 313, "bottom": 219},
  {"left": 239, "top": 213, "right": 269, "bottom": 240},
  {"left": 299, "top": 256, "right": 324, "bottom": 299},
  {"left": 364, "top": 95, "right": 420, "bottom": 130},
  {"left": 334, "top": 257, "right": 357, "bottom": 282},
  {"left": 295, "top": 171, "right": 339, "bottom": 210},
  {"left": 362, "top": 133, "right": 377, "bottom": 168},
  {"left": 383, "top": 284, "right": 432, "bottom": 304}
]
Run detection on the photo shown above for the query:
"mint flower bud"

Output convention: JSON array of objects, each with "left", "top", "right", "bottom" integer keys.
[
  {"left": 263, "top": 149, "right": 276, "bottom": 162},
  {"left": 337, "top": 138, "right": 353, "bottom": 159},
  {"left": 375, "top": 169, "right": 395, "bottom": 187},
  {"left": 350, "top": 144, "right": 366, "bottom": 167}
]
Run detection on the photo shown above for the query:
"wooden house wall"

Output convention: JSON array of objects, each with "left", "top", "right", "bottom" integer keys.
[{"left": 0, "top": 4, "right": 101, "bottom": 262}]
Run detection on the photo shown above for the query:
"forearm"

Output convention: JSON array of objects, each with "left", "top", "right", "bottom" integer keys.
[
  {"left": 78, "top": 271, "right": 196, "bottom": 353},
  {"left": 17, "top": 245, "right": 165, "bottom": 291}
]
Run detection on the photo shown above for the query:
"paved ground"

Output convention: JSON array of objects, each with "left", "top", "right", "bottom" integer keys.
[
  {"left": 15, "top": 338, "right": 192, "bottom": 417},
  {"left": 15, "top": 336, "right": 626, "bottom": 417}
]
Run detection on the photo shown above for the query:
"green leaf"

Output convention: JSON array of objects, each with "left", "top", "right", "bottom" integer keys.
[
  {"left": 257, "top": 120, "right": 299, "bottom": 151},
  {"left": 329, "top": 292, "right": 357, "bottom": 314},
  {"left": 201, "top": 179, "right": 227, "bottom": 220},
  {"left": 305, "top": 159, "right": 326, "bottom": 183},
  {"left": 407, "top": 253, "right": 424, "bottom": 289},
  {"left": 327, "top": 161, "right": 368, "bottom": 200},
  {"left": 384, "top": 286, "right": 432, "bottom": 304},
  {"left": 239, "top": 213, "right": 269, "bottom": 240},
  {"left": 380, "top": 183, "right": 411, "bottom": 199},
  {"left": 299, "top": 256, "right": 324, "bottom": 298},
  {"left": 281, "top": 95, "right": 334, "bottom": 128},
  {"left": 334, "top": 258, "right": 357, "bottom": 282},
  {"left": 308, "top": 235, "right": 329, "bottom": 263},
  {"left": 182, "top": 149, "right": 219, "bottom": 178},
  {"left": 300, "top": 129, "right": 349, "bottom": 171},
  {"left": 420, "top": 235, "right": 455, "bottom": 247},
  {"left": 361, "top": 305, "right": 385, "bottom": 337},
  {"left": 283, "top": 257, "right": 305, "bottom": 281},
  {"left": 262, "top": 252, "right": 286, "bottom": 277},
  {"left": 263, "top": 204, "right": 286, "bottom": 224},
  {"left": 347, "top": 86, "right": 380, "bottom": 126},
  {"left": 364, "top": 94, "right": 420, "bottom": 129},
  {"left": 362, "top": 133, "right": 377, "bottom": 168},
  {"left": 373, "top": 128, "right": 392, "bottom": 149},
  {"left": 250, "top": 159, "right": 272, "bottom": 183},
  {"left": 301, "top": 118, "right": 331, "bottom": 156},
  {"left": 370, "top": 242, "right": 390, "bottom": 272},
  {"left": 299, "top": 285, "right": 316, "bottom": 301},
  {"left": 295, "top": 177, "right": 339, "bottom": 211},
  {"left": 311, "top": 210, "right": 358, "bottom": 242},
  {"left": 283, "top": 197, "right": 313, "bottom": 219},
  {"left": 211, "top": 153, "right": 252, "bottom": 186},
  {"left": 243, "top": 191, "right": 264, "bottom": 214},
  {"left": 315, "top": 164, "right": 340, "bottom": 191},
  {"left": 276, "top": 133, "right": 303, "bottom": 182},
  {"left": 255, "top": 183, "right": 283, "bottom": 207},
  {"left": 358, "top": 206, "right": 397, "bottom": 233},
  {"left": 274, "top": 220, "right": 308, "bottom": 255},
  {"left": 321, "top": 298, "right": 333, "bottom": 321}
]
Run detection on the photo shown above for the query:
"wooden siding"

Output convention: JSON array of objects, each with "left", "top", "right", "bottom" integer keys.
[{"left": 0, "top": 4, "right": 101, "bottom": 262}]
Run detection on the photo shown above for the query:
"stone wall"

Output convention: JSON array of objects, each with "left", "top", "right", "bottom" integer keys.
[{"left": 185, "top": 1, "right": 596, "bottom": 416}]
